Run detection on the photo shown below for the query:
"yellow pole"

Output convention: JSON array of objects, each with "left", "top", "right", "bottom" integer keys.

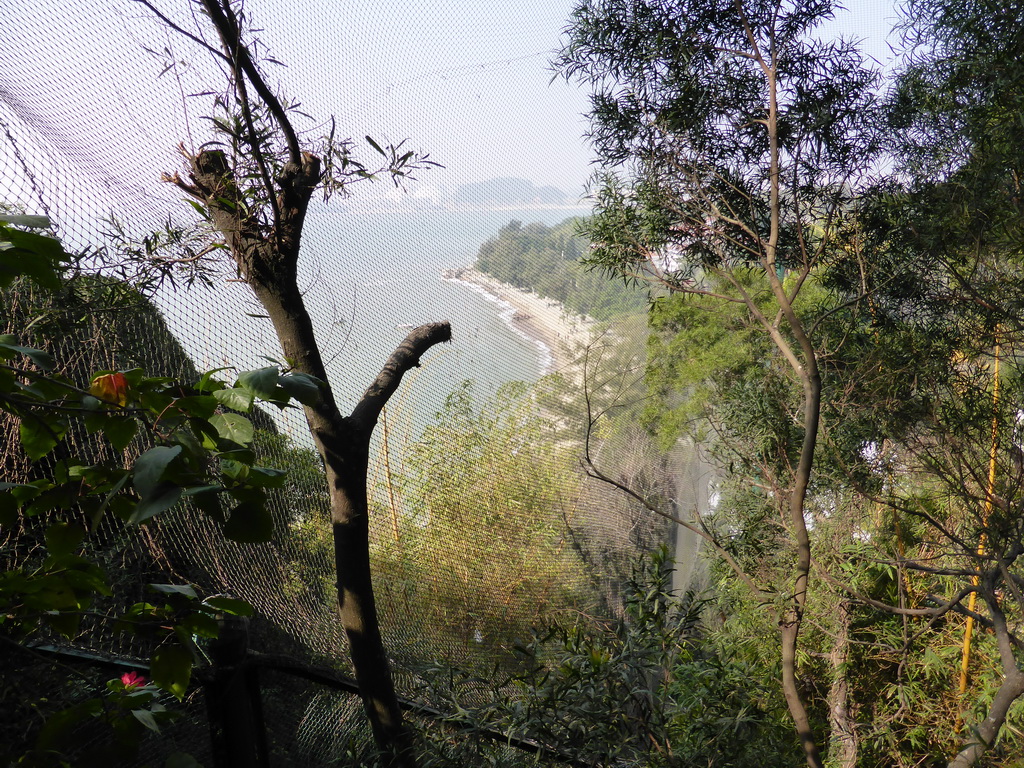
[
  {"left": 381, "top": 405, "right": 401, "bottom": 544},
  {"left": 958, "top": 339, "right": 1001, "bottom": 694}
]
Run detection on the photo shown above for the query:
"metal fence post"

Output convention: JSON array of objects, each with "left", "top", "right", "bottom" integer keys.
[{"left": 204, "top": 615, "right": 269, "bottom": 767}]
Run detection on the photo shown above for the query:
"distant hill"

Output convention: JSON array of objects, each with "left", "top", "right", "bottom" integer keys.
[{"left": 454, "top": 177, "right": 569, "bottom": 207}]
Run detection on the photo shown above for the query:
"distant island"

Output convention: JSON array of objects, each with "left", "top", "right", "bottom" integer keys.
[{"left": 454, "top": 177, "right": 570, "bottom": 208}]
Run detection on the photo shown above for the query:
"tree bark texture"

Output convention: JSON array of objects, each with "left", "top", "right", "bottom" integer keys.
[
  {"left": 948, "top": 670, "right": 1024, "bottom": 768},
  {"left": 174, "top": 147, "right": 450, "bottom": 767},
  {"left": 779, "top": 358, "right": 823, "bottom": 768},
  {"left": 826, "top": 601, "right": 857, "bottom": 768}
]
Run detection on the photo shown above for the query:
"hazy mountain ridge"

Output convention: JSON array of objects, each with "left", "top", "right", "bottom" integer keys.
[{"left": 454, "top": 177, "right": 569, "bottom": 207}]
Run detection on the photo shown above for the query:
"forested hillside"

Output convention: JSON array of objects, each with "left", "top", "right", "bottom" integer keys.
[{"left": 475, "top": 218, "right": 647, "bottom": 320}]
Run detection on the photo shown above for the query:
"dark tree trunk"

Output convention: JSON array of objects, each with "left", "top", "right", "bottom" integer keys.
[{"left": 173, "top": 145, "right": 449, "bottom": 767}]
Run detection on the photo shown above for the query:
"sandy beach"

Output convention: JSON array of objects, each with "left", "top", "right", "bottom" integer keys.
[{"left": 443, "top": 267, "right": 596, "bottom": 375}]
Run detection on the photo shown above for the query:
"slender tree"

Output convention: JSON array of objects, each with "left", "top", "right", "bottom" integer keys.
[
  {"left": 813, "top": 4, "right": 1024, "bottom": 764},
  {"left": 149, "top": 1, "right": 445, "bottom": 764},
  {"left": 556, "top": 2, "right": 879, "bottom": 764}
]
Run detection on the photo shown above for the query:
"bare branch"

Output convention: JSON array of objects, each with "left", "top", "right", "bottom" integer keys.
[{"left": 350, "top": 322, "right": 452, "bottom": 432}]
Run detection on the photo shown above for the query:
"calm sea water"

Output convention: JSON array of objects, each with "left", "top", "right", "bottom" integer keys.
[{"left": 157, "top": 205, "right": 588, "bottom": 455}]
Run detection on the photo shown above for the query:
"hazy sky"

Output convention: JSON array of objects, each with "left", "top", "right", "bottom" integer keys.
[
  {"left": 279, "top": 0, "right": 903, "bottom": 201},
  {"left": 301, "top": 0, "right": 904, "bottom": 202},
  {"left": 0, "top": 0, "right": 902, "bottom": 217}
]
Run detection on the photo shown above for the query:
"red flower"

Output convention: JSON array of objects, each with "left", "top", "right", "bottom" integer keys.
[
  {"left": 90, "top": 372, "right": 130, "bottom": 406},
  {"left": 120, "top": 671, "right": 146, "bottom": 689}
]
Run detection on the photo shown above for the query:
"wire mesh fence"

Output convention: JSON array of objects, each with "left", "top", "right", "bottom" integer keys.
[{"left": 1, "top": 0, "right": 711, "bottom": 763}]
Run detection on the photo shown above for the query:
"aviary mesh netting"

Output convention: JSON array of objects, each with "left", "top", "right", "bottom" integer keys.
[{"left": 0, "top": 0, "right": 713, "bottom": 761}]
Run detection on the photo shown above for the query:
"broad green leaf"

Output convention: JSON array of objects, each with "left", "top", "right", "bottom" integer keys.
[
  {"left": 278, "top": 372, "right": 323, "bottom": 405},
  {"left": 195, "top": 367, "right": 232, "bottom": 393},
  {"left": 219, "top": 459, "right": 248, "bottom": 482},
  {"left": 89, "top": 471, "right": 131, "bottom": 529},
  {"left": 216, "top": 448, "right": 255, "bottom": 464},
  {"left": 10, "top": 480, "right": 47, "bottom": 504},
  {"left": 203, "top": 596, "right": 253, "bottom": 617},
  {"left": 0, "top": 339, "right": 54, "bottom": 371},
  {"left": 183, "top": 484, "right": 224, "bottom": 496},
  {"left": 18, "top": 375, "right": 70, "bottom": 401},
  {"left": 130, "top": 483, "right": 183, "bottom": 524},
  {"left": 150, "top": 644, "right": 193, "bottom": 700},
  {"left": 236, "top": 366, "right": 280, "bottom": 399},
  {"left": 131, "top": 708, "right": 162, "bottom": 733},
  {"left": 133, "top": 445, "right": 182, "bottom": 498},
  {"left": 172, "top": 395, "right": 218, "bottom": 419},
  {"left": 0, "top": 227, "right": 67, "bottom": 289},
  {"left": 35, "top": 699, "right": 102, "bottom": 751},
  {"left": 0, "top": 480, "right": 36, "bottom": 492},
  {"left": 148, "top": 583, "right": 198, "bottom": 599},
  {"left": 213, "top": 386, "right": 254, "bottom": 412},
  {"left": 45, "top": 609, "right": 83, "bottom": 639},
  {"left": 104, "top": 416, "right": 138, "bottom": 452},
  {"left": 0, "top": 495, "right": 16, "bottom": 526},
  {"left": 187, "top": 487, "right": 225, "bottom": 522},
  {"left": 246, "top": 466, "right": 287, "bottom": 488},
  {"left": 181, "top": 611, "right": 220, "bottom": 638},
  {"left": 19, "top": 416, "right": 68, "bottom": 460},
  {"left": 222, "top": 501, "right": 273, "bottom": 543},
  {"left": 60, "top": 565, "right": 111, "bottom": 596},
  {"left": 44, "top": 522, "right": 85, "bottom": 558},
  {"left": 208, "top": 412, "right": 254, "bottom": 445}
]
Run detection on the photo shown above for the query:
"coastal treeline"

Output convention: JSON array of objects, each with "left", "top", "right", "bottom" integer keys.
[{"left": 475, "top": 218, "right": 646, "bottom": 320}]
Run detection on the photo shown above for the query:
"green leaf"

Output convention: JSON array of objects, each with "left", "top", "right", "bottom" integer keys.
[
  {"left": 187, "top": 486, "right": 225, "bottom": 522},
  {"left": 0, "top": 339, "right": 55, "bottom": 370},
  {"left": 131, "top": 708, "right": 162, "bottom": 734},
  {"left": 172, "top": 395, "right": 218, "bottom": 420},
  {"left": 219, "top": 459, "right": 248, "bottom": 482},
  {"left": 208, "top": 412, "right": 254, "bottom": 445},
  {"left": 149, "top": 583, "right": 198, "bottom": 598},
  {"left": 104, "top": 416, "right": 138, "bottom": 452},
  {"left": 246, "top": 466, "right": 287, "bottom": 488},
  {"left": 19, "top": 375, "right": 71, "bottom": 400},
  {"left": 0, "top": 480, "right": 37, "bottom": 493},
  {"left": 213, "top": 385, "right": 255, "bottom": 412},
  {"left": 236, "top": 366, "right": 280, "bottom": 399},
  {"left": 181, "top": 611, "right": 220, "bottom": 638},
  {"left": 278, "top": 372, "right": 323, "bottom": 406},
  {"left": 44, "top": 522, "right": 86, "bottom": 558},
  {"left": 195, "top": 367, "right": 233, "bottom": 393},
  {"left": 0, "top": 227, "right": 68, "bottom": 289},
  {"left": 19, "top": 416, "right": 67, "bottom": 460},
  {"left": 130, "top": 483, "right": 183, "bottom": 524},
  {"left": 216, "top": 448, "right": 255, "bottom": 464},
  {"left": 89, "top": 471, "right": 131, "bottom": 529},
  {"left": 222, "top": 501, "right": 274, "bottom": 543},
  {"left": 133, "top": 445, "right": 183, "bottom": 498},
  {"left": 45, "top": 609, "right": 83, "bottom": 639},
  {"left": 365, "top": 135, "right": 387, "bottom": 156},
  {"left": 35, "top": 699, "right": 102, "bottom": 751},
  {"left": 150, "top": 644, "right": 193, "bottom": 700},
  {"left": 203, "top": 596, "right": 253, "bottom": 617}
]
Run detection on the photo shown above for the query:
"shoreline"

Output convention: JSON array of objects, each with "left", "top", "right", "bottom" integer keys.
[{"left": 442, "top": 267, "right": 595, "bottom": 375}]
